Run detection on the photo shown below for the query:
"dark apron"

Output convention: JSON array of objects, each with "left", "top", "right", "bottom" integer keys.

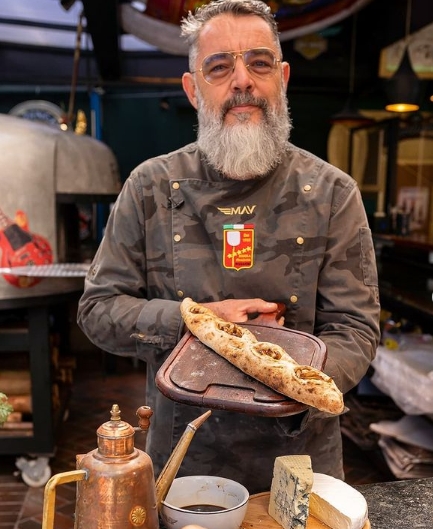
[{"left": 145, "top": 359, "right": 343, "bottom": 495}]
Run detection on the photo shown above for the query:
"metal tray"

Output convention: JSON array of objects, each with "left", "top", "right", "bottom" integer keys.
[{"left": 156, "top": 310, "right": 327, "bottom": 417}]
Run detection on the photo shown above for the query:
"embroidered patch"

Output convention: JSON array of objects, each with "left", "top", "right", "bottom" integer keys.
[{"left": 223, "top": 224, "right": 254, "bottom": 271}]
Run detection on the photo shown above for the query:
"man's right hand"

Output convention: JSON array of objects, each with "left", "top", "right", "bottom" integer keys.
[{"left": 201, "top": 298, "right": 279, "bottom": 323}]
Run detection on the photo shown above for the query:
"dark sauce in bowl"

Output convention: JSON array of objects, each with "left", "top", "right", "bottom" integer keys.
[{"left": 181, "top": 504, "right": 226, "bottom": 513}]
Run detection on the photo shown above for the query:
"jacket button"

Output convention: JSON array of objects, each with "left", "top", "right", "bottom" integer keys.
[
  {"left": 290, "top": 295, "right": 298, "bottom": 303},
  {"left": 296, "top": 237, "right": 304, "bottom": 245},
  {"left": 303, "top": 184, "right": 312, "bottom": 192},
  {"left": 177, "top": 290, "right": 184, "bottom": 297},
  {"left": 172, "top": 182, "right": 180, "bottom": 190},
  {"left": 173, "top": 234, "right": 181, "bottom": 242}
]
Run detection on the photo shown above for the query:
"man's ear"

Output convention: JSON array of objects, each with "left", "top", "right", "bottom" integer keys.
[{"left": 182, "top": 72, "right": 198, "bottom": 109}]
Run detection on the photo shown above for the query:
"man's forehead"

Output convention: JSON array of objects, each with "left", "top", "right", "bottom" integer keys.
[{"left": 197, "top": 13, "right": 276, "bottom": 55}]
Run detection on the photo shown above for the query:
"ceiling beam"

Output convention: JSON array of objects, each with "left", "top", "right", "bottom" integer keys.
[{"left": 80, "top": 0, "right": 121, "bottom": 81}]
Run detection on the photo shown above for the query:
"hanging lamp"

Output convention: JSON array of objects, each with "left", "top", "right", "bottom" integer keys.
[
  {"left": 384, "top": 0, "right": 420, "bottom": 113},
  {"left": 330, "top": 13, "right": 372, "bottom": 126}
]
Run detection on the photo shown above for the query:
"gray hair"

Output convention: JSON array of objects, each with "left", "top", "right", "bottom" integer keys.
[{"left": 180, "top": 0, "right": 281, "bottom": 71}]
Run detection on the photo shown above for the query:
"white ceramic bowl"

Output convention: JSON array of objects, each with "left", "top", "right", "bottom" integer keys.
[{"left": 161, "top": 475, "right": 249, "bottom": 529}]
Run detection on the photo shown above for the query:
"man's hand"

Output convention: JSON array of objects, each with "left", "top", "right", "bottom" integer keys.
[{"left": 201, "top": 298, "right": 279, "bottom": 323}]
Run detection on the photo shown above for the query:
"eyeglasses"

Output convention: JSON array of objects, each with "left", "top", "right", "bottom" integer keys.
[{"left": 191, "top": 47, "right": 282, "bottom": 85}]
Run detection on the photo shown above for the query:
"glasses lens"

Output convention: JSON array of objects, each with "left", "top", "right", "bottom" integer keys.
[
  {"left": 202, "top": 52, "right": 234, "bottom": 83},
  {"left": 244, "top": 48, "right": 277, "bottom": 75},
  {"left": 200, "top": 48, "right": 279, "bottom": 84}
]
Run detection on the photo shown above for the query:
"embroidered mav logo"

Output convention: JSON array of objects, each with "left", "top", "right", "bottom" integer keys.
[{"left": 223, "top": 224, "right": 254, "bottom": 271}]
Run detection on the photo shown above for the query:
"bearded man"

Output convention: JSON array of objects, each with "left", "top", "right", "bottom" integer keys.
[{"left": 78, "top": 0, "right": 380, "bottom": 494}]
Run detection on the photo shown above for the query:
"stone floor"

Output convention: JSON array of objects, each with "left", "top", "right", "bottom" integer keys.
[{"left": 0, "top": 354, "right": 397, "bottom": 529}]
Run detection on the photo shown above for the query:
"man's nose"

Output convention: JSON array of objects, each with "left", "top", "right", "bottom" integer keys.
[{"left": 230, "top": 56, "right": 254, "bottom": 91}]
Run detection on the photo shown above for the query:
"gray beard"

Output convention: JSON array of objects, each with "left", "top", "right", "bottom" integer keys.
[{"left": 196, "top": 89, "right": 292, "bottom": 180}]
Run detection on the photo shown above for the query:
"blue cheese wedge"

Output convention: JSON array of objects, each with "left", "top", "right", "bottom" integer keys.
[
  {"left": 310, "top": 473, "right": 368, "bottom": 529},
  {"left": 268, "top": 455, "right": 313, "bottom": 529}
]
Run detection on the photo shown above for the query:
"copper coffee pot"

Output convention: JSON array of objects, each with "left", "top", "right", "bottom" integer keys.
[{"left": 42, "top": 404, "right": 211, "bottom": 529}]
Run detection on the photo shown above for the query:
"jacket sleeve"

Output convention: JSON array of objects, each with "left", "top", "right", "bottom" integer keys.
[
  {"left": 314, "top": 181, "right": 381, "bottom": 394},
  {"left": 77, "top": 176, "right": 184, "bottom": 357}
]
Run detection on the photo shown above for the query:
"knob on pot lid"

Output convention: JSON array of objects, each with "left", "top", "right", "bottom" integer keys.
[{"left": 96, "top": 404, "right": 135, "bottom": 456}]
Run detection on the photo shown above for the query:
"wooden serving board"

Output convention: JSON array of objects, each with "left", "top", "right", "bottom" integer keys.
[
  {"left": 241, "top": 492, "right": 370, "bottom": 529},
  {"left": 156, "top": 310, "right": 327, "bottom": 417}
]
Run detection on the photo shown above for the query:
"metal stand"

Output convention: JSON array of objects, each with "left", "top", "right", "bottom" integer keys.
[{"left": 0, "top": 290, "right": 81, "bottom": 486}]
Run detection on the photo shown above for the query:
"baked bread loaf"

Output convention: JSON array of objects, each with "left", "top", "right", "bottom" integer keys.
[{"left": 180, "top": 297, "right": 344, "bottom": 414}]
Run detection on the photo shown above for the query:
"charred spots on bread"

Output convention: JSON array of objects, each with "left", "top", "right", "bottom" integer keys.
[
  {"left": 190, "top": 305, "right": 209, "bottom": 315},
  {"left": 295, "top": 366, "right": 327, "bottom": 381},
  {"left": 216, "top": 321, "right": 244, "bottom": 338},
  {"left": 252, "top": 343, "right": 283, "bottom": 360}
]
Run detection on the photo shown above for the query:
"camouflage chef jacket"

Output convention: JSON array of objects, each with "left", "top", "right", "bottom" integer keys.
[{"left": 78, "top": 141, "right": 380, "bottom": 493}]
